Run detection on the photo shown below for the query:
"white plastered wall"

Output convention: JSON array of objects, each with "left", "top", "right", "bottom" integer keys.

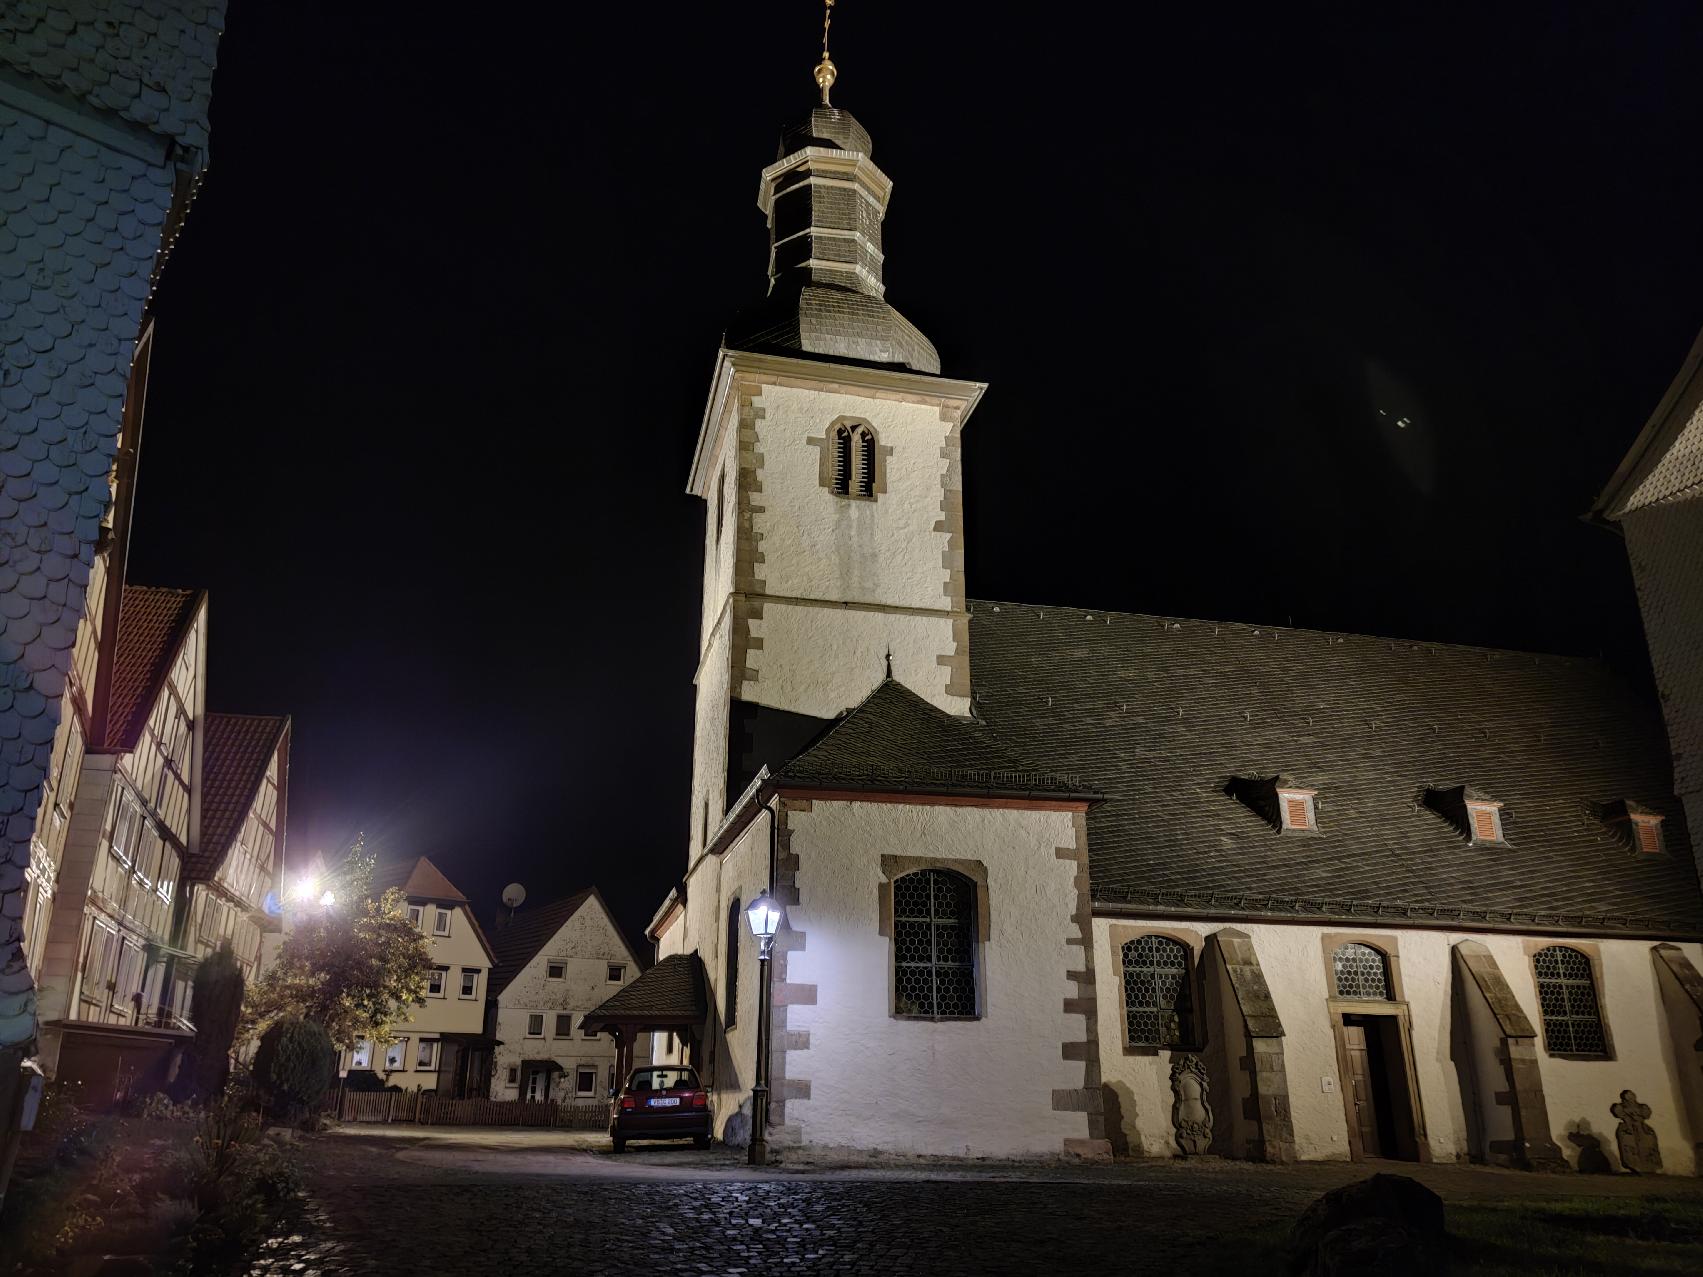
[
  {"left": 781, "top": 800, "right": 1087, "bottom": 1156},
  {"left": 1093, "top": 917, "right": 1703, "bottom": 1172},
  {"left": 491, "top": 898, "right": 641, "bottom": 1099}
]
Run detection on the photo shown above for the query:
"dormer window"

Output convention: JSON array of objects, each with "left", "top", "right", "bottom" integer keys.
[
  {"left": 1598, "top": 800, "right": 1664, "bottom": 854},
  {"left": 1226, "top": 775, "right": 1319, "bottom": 834},
  {"left": 1423, "top": 784, "right": 1507, "bottom": 845},
  {"left": 1633, "top": 815, "right": 1664, "bottom": 854},
  {"left": 1278, "top": 788, "right": 1318, "bottom": 832},
  {"left": 1466, "top": 800, "right": 1504, "bottom": 845},
  {"left": 830, "top": 420, "right": 878, "bottom": 499}
]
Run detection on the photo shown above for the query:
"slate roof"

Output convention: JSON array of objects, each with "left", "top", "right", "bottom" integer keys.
[
  {"left": 775, "top": 677, "right": 1093, "bottom": 799},
  {"left": 104, "top": 585, "right": 200, "bottom": 751},
  {"left": 583, "top": 953, "right": 708, "bottom": 1028},
  {"left": 0, "top": 1, "right": 228, "bottom": 151},
  {"left": 1594, "top": 323, "right": 1703, "bottom": 519},
  {"left": 188, "top": 712, "right": 286, "bottom": 882},
  {"left": 964, "top": 600, "right": 1703, "bottom": 936},
  {"left": 487, "top": 889, "right": 594, "bottom": 998}
]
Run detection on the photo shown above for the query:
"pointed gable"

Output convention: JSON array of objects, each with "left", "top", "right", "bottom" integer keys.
[
  {"left": 487, "top": 889, "right": 596, "bottom": 998},
  {"left": 103, "top": 586, "right": 203, "bottom": 752},
  {"left": 189, "top": 713, "right": 288, "bottom": 882},
  {"left": 775, "top": 677, "right": 1091, "bottom": 799},
  {"left": 367, "top": 856, "right": 494, "bottom": 964}
]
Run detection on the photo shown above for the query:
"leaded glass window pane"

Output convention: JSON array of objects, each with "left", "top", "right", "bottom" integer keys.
[
  {"left": 893, "top": 870, "right": 977, "bottom": 1018},
  {"left": 1332, "top": 943, "right": 1392, "bottom": 1000},
  {"left": 1121, "top": 935, "right": 1195, "bottom": 1047},
  {"left": 1533, "top": 946, "right": 1607, "bottom": 1057}
]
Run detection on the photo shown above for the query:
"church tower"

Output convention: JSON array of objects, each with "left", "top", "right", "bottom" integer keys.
[{"left": 684, "top": 58, "right": 987, "bottom": 858}]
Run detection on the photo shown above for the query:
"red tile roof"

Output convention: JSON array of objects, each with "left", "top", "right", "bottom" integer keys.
[
  {"left": 188, "top": 713, "right": 288, "bottom": 883},
  {"left": 369, "top": 856, "right": 470, "bottom": 905},
  {"left": 105, "top": 586, "right": 202, "bottom": 751}
]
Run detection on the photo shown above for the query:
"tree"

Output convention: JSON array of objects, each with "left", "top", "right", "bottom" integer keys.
[
  {"left": 175, "top": 939, "right": 245, "bottom": 1102},
  {"left": 242, "top": 885, "right": 432, "bottom": 1050},
  {"left": 252, "top": 1016, "right": 336, "bottom": 1123}
]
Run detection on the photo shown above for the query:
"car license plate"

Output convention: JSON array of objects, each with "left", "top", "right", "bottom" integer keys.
[{"left": 648, "top": 1097, "right": 680, "bottom": 1107}]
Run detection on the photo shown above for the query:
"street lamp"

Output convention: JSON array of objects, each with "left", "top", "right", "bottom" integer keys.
[{"left": 745, "top": 891, "right": 784, "bottom": 1166}]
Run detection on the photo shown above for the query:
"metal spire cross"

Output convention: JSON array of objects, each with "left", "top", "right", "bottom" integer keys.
[{"left": 814, "top": 0, "right": 838, "bottom": 105}]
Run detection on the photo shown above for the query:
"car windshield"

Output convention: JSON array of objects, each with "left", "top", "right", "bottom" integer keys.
[{"left": 629, "top": 1067, "right": 698, "bottom": 1092}]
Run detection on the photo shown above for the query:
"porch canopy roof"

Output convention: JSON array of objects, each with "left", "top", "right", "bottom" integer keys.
[{"left": 580, "top": 953, "right": 708, "bottom": 1034}]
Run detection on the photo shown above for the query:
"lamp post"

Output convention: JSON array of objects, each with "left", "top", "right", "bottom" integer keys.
[{"left": 744, "top": 892, "right": 784, "bottom": 1166}]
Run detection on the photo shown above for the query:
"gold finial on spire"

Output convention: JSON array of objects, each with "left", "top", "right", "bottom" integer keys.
[{"left": 814, "top": 0, "right": 837, "bottom": 105}]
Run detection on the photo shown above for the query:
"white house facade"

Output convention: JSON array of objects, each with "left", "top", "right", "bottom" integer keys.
[
  {"left": 486, "top": 889, "right": 645, "bottom": 1103},
  {"left": 613, "top": 86, "right": 1703, "bottom": 1173}
]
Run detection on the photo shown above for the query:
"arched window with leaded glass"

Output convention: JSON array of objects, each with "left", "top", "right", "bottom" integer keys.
[
  {"left": 1533, "top": 945, "right": 1607, "bottom": 1057},
  {"left": 1121, "top": 935, "right": 1196, "bottom": 1047},
  {"left": 892, "top": 869, "right": 977, "bottom": 1018},
  {"left": 1332, "top": 943, "right": 1393, "bottom": 1000}
]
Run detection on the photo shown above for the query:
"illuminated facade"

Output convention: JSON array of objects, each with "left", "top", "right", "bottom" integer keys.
[{"left": 635, "top": 86, "right": 1703, "bottom": 1170}]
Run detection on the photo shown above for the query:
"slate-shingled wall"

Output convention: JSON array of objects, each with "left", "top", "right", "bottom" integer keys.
[{"left": 0, "top": 1, "right": 225, "bottom": 1050}]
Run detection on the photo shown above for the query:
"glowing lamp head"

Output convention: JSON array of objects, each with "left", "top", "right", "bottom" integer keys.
[
  {"left": 745, "top": 893, "right": 784, "bottom": 942},
  {"left": 287, "top": 873, "right": 321, "bottom": 904},
  {"left": 318, "top": 889, "right": 336, "bottom": 908}
]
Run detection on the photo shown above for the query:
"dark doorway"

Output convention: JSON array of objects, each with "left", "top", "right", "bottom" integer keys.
[{"left": 1343, "top": 1013, "right": 1420, "bottom": 1161}]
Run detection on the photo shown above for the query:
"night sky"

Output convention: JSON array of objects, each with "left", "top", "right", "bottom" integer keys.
[{"left": 130, "top": 2, "right": 1703, "bottom": 945}]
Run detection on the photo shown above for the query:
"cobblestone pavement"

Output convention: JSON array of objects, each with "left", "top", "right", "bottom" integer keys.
[{"left": 249, "top": 1129, "right": 1703, "bottom": 1276}]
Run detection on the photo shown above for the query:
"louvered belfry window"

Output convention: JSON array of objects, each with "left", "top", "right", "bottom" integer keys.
[
  {"left": 831, "top": 422, "right": 877, "bottom": 498},
  {"left": 1534, "top": 945, "right": 1607, "bottom": 1057},
  {"left": 1332, "top": 942, "right": 1392, "bottom": 1000},
  {"left": 1121, "top": 935, "right": 1195, "bottom": 1047},
  {"left": 893, "top": 869, "right": 977, "bottom": 1018}
]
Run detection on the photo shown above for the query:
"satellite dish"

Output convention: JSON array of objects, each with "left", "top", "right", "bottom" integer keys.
[{"left": 502, "top": 883, "right": 527, "bottom": 910}]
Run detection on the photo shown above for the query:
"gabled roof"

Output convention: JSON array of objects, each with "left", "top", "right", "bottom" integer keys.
[
  {"left": 369, "top": 856, "right": 469, "bottom": 905},
  {"left": 775, "top": 677, "right": 1094, "bottom": 801},
  {"left": 1593, "top": 323, "right": 1703, "bottom": 520},
  {"left": 488, "top": 888, "right": 594, "bottom": 998},
  {"left": 966, "top": 599, "right": 1703, "bottom": 937},
  {"left": 188, "top": 713, "right": 287, "bottom": 882},
  {"left": 582, "top": 953, "right": 708, "bottom": 1029},
  {"left": 367, "top": 856, "right": 495, "bottom": 965},
  {"left": 103, "top": 586, "right": 202, "bottom": 752}
]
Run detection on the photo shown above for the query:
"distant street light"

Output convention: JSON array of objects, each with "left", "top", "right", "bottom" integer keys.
[{"left": 745, "top": 892, "right": 785, "bottom": 1166}]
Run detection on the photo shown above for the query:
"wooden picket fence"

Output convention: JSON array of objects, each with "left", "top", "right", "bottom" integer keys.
[{"left": 339, "top": 1090, "right": 605, "bottom": 1129}]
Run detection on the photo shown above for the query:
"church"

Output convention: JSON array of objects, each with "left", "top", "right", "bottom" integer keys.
[{"left": 612, "top": 56, "right": 1703, "bottom": 1171}]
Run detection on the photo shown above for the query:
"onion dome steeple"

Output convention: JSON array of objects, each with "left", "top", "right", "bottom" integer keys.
[{"left": 723, "top": 7, "right": 940, "bottom": 374}]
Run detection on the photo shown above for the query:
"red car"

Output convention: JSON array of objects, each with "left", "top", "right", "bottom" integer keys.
[{"left": 609, "top": 1065, "right": 712, "bottom": 1152}]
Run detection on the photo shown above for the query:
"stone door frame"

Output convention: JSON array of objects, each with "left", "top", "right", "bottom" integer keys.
[{"left": 1326, "top": 1000, "right": 1432, "bottom": 1163}]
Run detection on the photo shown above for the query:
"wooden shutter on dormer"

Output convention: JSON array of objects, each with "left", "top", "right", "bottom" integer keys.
[
  {"left": 1634, "top": 819, "right": 1661, "bottom": 853},
  {"left": 1283, "top": 795, "right": 1310, "bottom": 829},
  {"left": 1470, "top": 805, "right": 1497, "bottom": 841}
]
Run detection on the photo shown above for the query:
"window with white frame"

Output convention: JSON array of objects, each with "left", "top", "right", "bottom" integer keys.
[
  {"left": 427, "top": 967, "right": 447, "bottom": 996},
  {"left": 506, "top": 1066, "right": 519, "bottom": 1086},
  {"left": 554, "top": 1013, "right": 573, "bottom": 1038},
  {"left": 1466, "top": 800, "right": 1505, "bottom": 844},
  {"left": 575, "top": 1067, "right": 597, "bottom": 1097},
  {"left": 607, "top": 964, "right": 625, "bottom": 983},
  {"left": 352, "top": 1040, "right": 373, "bottom": 1069},
  {"left": 1277, "top": 788, "right": 1317, "bottom": 832},
  {"left": 547, "top": 962, "right": 565, "bottom": 980},
  {"left": 460, "top": 969, "right": 479, "bottom": 997},
  {"left": 416, "top": 1038, "right": 438, "bottom": 1070},
  {"left": 526, "top": 1013, "right": 544, "bottom": 1038},
  {"left": 407, "top": 905, "right": 423, "bottom": 929},
  {"left": 434, "top": 908, "right": 451, "bottom": 936},
  {"left": 384, "top": 1040, "right": 407, "bottom": 1070}
]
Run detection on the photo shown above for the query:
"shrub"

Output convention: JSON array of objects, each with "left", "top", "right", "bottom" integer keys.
[
  {"left": 177, "top": 940, "right": 246, "bottom": 1102},
  {"left": 252, "top": 1017, "right": 335, "bottom": 1124}
]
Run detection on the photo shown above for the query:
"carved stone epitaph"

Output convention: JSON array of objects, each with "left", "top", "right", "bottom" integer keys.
[
  {"left": 1611, "top": 1089, "right": 1662, "bottom": 1174},
  {"left": 1170, "top": 1053, "right": 1213, "bottom": 1155}
]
